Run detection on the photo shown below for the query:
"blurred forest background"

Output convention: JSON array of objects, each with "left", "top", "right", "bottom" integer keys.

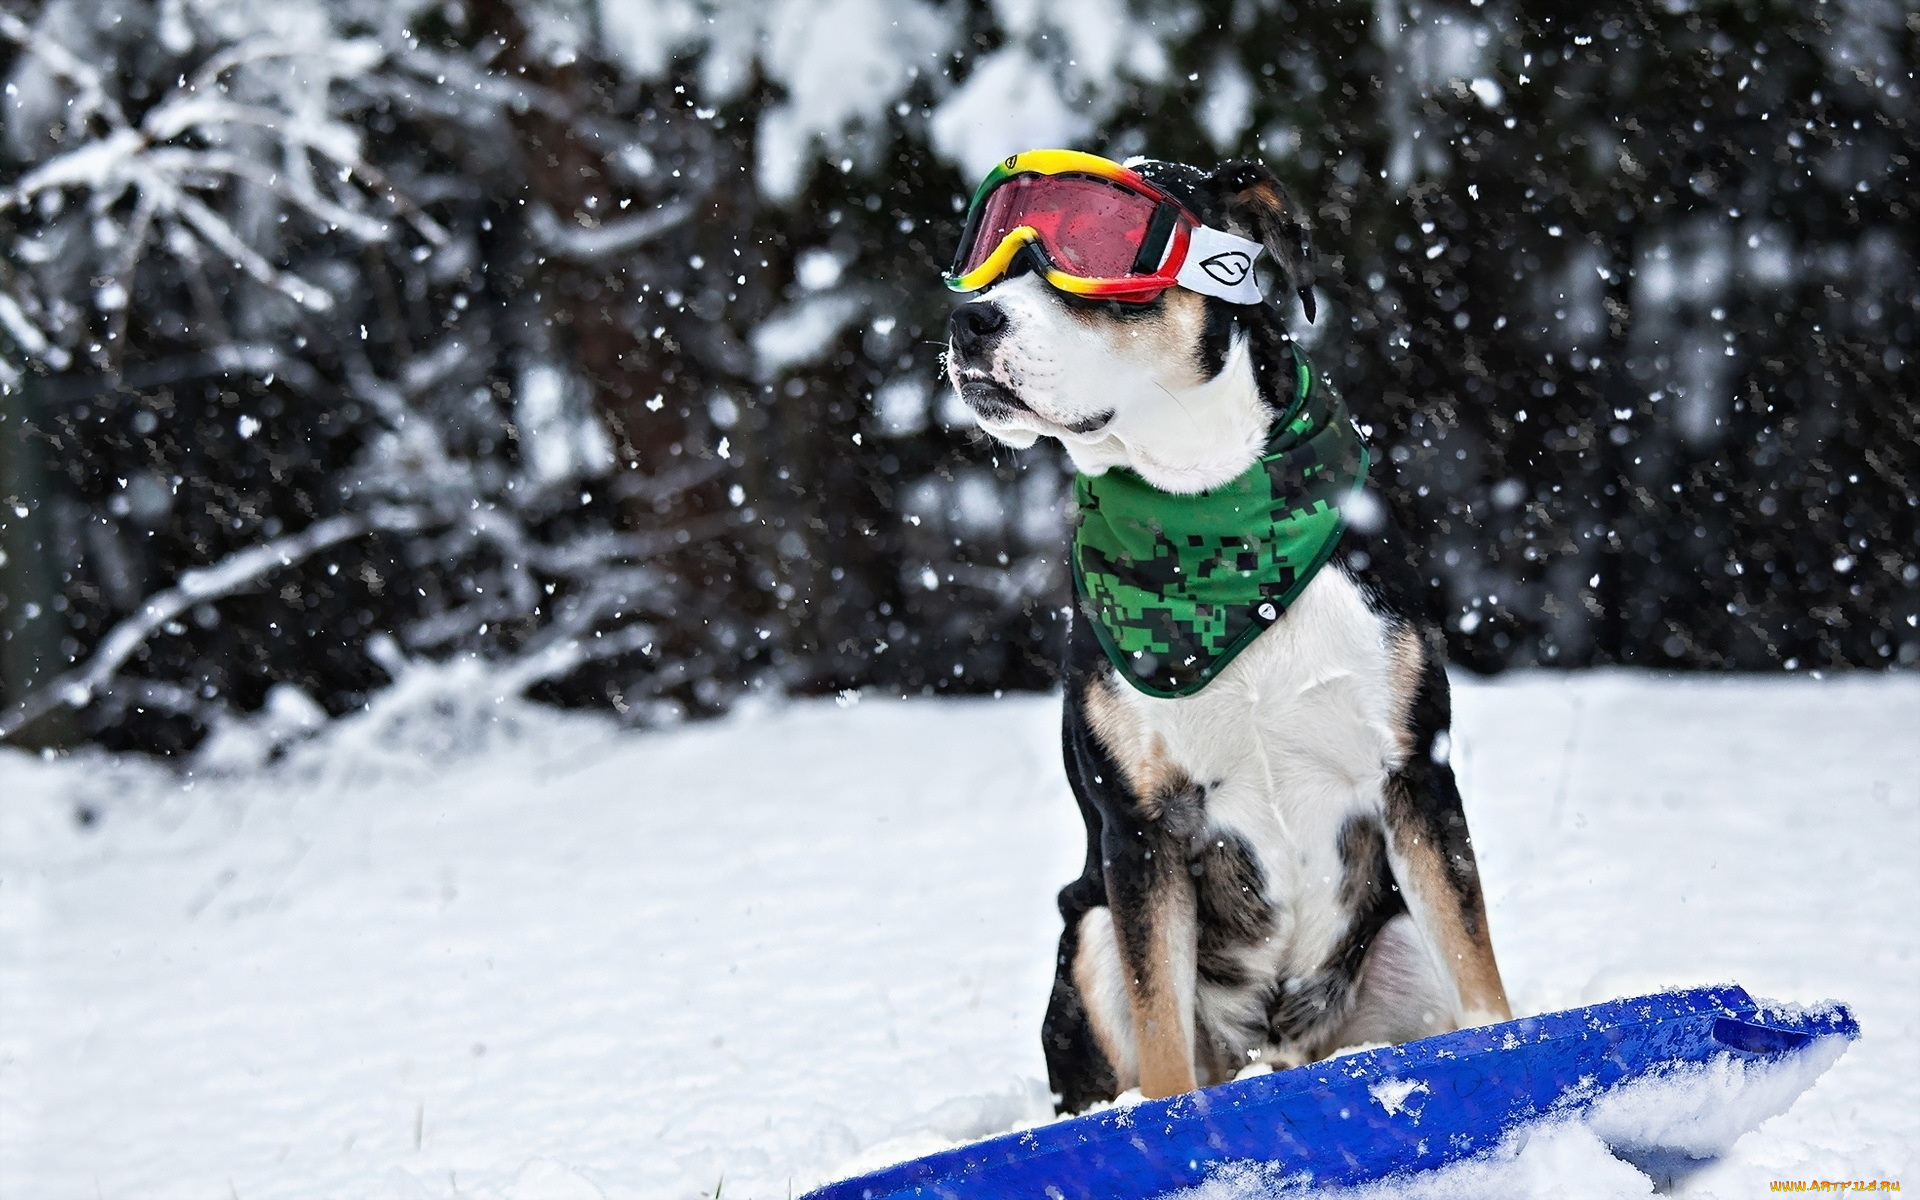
[{"left": 0, "top": 0, "right": 1914, "bottom": 756}]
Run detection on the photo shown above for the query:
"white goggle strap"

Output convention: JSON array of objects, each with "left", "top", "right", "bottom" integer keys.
[{"left": 1174, "top": 224, "right": 1267, "bottom": 305}]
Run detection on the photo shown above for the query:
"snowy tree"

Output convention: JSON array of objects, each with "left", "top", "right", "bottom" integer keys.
[
  {"left": 1, "top": 0, "right": 1914, "bottom": 753},
  {"left": 0, "top": 0, "right": 742, "bottom": 749}
]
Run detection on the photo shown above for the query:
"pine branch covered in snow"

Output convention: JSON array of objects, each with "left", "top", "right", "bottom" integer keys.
[
  {"left": 0, "top": 504, "right": 426, "bottom": 742},
  {"left": 0, "top": 11, "right": 444, "bottom": 369},
  {"left": 0, "top": 0, "right": 749, "bottom": 750}
]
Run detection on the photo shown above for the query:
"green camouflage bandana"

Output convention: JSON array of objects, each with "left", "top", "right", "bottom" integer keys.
[{"left": 1070, "top": 347, "right": 1370, "bottom": 698}]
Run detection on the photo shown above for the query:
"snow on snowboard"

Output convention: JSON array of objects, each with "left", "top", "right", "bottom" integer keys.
[{"left": 804, "top": 985, "right": 1856, "bottom": 1199}]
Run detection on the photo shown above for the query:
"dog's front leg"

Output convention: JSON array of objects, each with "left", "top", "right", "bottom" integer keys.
[
  {"left": 1101, "top": 819, "right": 1200, "bottom": 1098},
  {"left": 1382, "top": 771, "right": 1509, "bottom": 1027},
  {"left": 1070, "top": 671, "right": 1208, "bottom": 1099},
  {"left": 1383, "top": 661, "right": 1511, "bottom": 1027}
]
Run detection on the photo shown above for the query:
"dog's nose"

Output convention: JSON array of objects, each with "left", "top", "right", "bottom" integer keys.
[{"left": 948, "top": 302, "right": 1007, "bottom": 358}]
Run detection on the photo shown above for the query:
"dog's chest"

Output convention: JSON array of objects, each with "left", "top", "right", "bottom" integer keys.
[{"left": 1104, "top": 568, "right": 1414, "bottom": 957}]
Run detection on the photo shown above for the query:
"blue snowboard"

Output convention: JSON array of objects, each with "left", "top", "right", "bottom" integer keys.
[{"left": 804, "top": 985, "right": 1857, "bottom": 1199}]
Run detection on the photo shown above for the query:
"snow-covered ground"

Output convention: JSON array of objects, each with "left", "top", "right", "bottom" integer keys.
[{"left": 1, "top": 667, "right": 1914, "bottom": 1199}]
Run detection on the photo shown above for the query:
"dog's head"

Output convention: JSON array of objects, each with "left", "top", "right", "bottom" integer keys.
[{"left": 943, "top": 158, "right": 1314, "bottom": 494}]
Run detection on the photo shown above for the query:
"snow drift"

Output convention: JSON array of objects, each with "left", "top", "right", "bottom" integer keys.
[{"left": 1, "top": 670, "right": 1914, "bottom": 1198}]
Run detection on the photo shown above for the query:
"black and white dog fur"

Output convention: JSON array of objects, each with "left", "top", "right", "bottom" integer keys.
[{"left": 944, "top": 158, "right": 1510, "bottom": 1114}]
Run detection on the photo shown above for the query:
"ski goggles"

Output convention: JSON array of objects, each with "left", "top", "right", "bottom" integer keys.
[{"left": 945, "top": 149, "right": 1266, "bottom": 304}]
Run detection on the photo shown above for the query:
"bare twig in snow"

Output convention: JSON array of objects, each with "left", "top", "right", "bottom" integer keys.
[
  {"left": 0, "top": 506, "right": 432, "bottom": 743},
  {"left": 498, "top": 622, "right": 662, "bottom": 693},
  {"left": 0, "top": 9, "right": 130, "bottom": 131},
  {"left": 528, "top": 201, "right": 693, "bottom": 261}
]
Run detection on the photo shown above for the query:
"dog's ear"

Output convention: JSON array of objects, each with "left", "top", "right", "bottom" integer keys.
[{"left": 1211, "top": 160, "right": 1317, "bottom": 323}]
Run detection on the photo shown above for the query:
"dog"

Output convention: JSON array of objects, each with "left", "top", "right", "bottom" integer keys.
[{"left": 942, "top": 154, "right": 1510, "bottom": 1114}]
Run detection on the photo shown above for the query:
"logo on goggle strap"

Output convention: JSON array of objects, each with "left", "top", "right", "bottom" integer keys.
[{"left": 1200, "top": 251, "right": 1254, "bottom": 286}]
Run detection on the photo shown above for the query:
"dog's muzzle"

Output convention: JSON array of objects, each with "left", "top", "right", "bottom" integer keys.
[{"left": 947, "top": 301, "right": 1006, "bottom": 366}]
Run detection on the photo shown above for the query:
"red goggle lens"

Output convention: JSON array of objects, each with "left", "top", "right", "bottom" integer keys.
[{"left": 957, "top": 174, "right": 1162, "bottom": 279}]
